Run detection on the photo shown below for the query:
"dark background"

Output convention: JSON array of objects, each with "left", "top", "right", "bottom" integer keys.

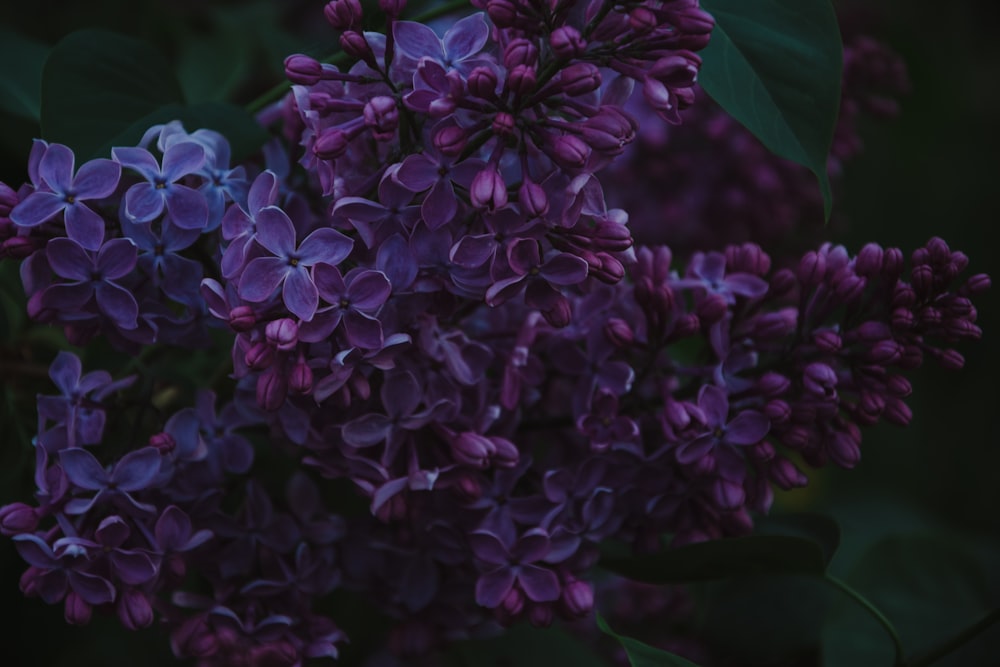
[{"left": 1, "top": 1, "right": 998, "bottom": 664}]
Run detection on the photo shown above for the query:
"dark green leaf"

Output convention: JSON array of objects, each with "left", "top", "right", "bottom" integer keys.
[
  {"left": 756, "top": 511, "right": 841, "bottom": 565},
  {"left": 176, "top": 33, "right": 252, "bottom": 104},
  {"left": 698, "top": 0, "right": 843, "bottom": 218},
  {"left": 98, "top": 102, "right": 269, "bottom": 163},
  {"left": 0, "top": 29, "right": 48, "bottom": 121},
  {"left": 41, "top": 29, "right": 184, "bottom": 159},
  {"left": 597, "top": 613, "right": 702, "bottom": 667},
  {"left": 822, "top": 534, "right": 996, "bottom": 667},
  {"left": 447, "top": 623, "right": 610, "bottom": 667},
  {"left": 600, "top": 534, "right": 826, "bottom": 584}
]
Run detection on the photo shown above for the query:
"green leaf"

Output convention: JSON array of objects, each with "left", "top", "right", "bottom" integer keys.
[
  {"left": 822, "top": 535, "right": 996, "bottom": 667},
  {"left": 98, "top": 102, "right": 269, "bottom": 163},
  {"left": 756, "top": 511, "right": 841, "bottom": 565},
  {"left": 0, "top": 29, "right": 49, "bottom": 121},
  {"left": 600, "top": 534, "right": 826, "bottom": 585},
  {"left": 447, "top": 623, "right": 610, "bottom": 667},
  {"left": 698, "top": 0, "right": 843, "bottom": 218},
  {"left": 597, "top": 613, "right": 702, "bottom": 667},
  {"left": 41, "top": 29, "right": 184, "bottom": 159}
]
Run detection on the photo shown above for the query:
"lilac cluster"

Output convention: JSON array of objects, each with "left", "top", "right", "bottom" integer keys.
[
  {"left": 608, "top": 32, "right": 912, "bottom": 253},
  {"left": 0, "top": 125, "right": 250, "bottom": 351},
  {"left": 0, "top": 1, "right": 990, "bottom": 664}
]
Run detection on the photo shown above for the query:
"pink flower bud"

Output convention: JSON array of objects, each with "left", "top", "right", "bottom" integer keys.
[
  {"left": 468, "top": 66, "right": 499, "bottom": 99},
  {"left": 604, "top": 318, "right": 634, "bottom": 347},
  {"left": 503, "top": 39, "right": 537, "bottom": 69},
  {"left": 265, "top": 318, "right": 299, "bottom": 351},
  {"left": 550, "top": 26, "right": 586, "bottom": 59},
  {"left": 518, "top": 179, "right": 548, "bottom": 218},
  {"left": 284, "top": 54, "right": 324, "bottom": 85},
  {"left": 324, "top": 0, "right": 363, "bottom": 30},
  {"left": 364, "top": 96, "right": 399, "bottom": 141},
  {"left": 256, "top": 369, "right": 288, "bottom": 411},
  {"left": 118, "top": 589, "right": 154, "bottom": 630},
  {"left": 0, "top": 502, "right": 39, "bottom": 535},
  {"left": 561, "top": 579, "right": 593, "bottom": 617},
  {"left": 470, "top": 166, "right": 508, "bottom": 211},
  {"left": 507, "top": 64, "right": 537, "bottom": 95},
  {"left": 245, "top": 342, "right": 275, "bottom": 370},
  {"left": 340, "top": 31, "right": 377, "bottom": 68},
  {"left": 549, "top": 134, "right": 590, "bottom": 170},
  {"left": 148, "top": 431, "right": 176, "bottom": 454},
  {"left": 433, "top": 125, "right": 468, "bottom": 156},
  {"left": 855, "top": 242, "right": 884, "bottom": 278},
  {"left": 289, "top": 361, "right": 314, "bottom": 394},
  {"left": 228, "top": 305, "right": 256, "bottom": 331},
  {"left": 64, "top": 591, "right": 92, "bottom": 626}
]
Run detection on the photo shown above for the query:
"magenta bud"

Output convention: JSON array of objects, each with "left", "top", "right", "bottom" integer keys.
[
  {"left": 560, "top": 62, "right": 602, "bottom": 97},
  {"left": 751, "top": 440, "right": 776, "bottom": 462},
  {"left": 433, "top": 125, "right": 468, "bottom": 156},
  {"left": 764, "top": 399, "right": 791, "bottom": 423},
  {"left": 0, "top": 182, "right": 18, "bottom": 219},
  {"left": 604, "top": 318, "right": 634, "bottom": 347},
  {"left": 550, "top": 134, "right": 591, "bottom": 170},
  {"left": 64, "top": 591, "right": 92, "bottom": 626},
  {"left": 314, "top": 128, "right": 352, "bottom": 160},
  {"left": 171, "top": 616, "right": 218, "bottom": 658},
  {"left": 803, "top": 362, "right": 838, "bottom": 398},
  {"left": 492, "top": 111, "right": 515, "bottom": 136},
  {"left": 899, "top": 344, "right": 924, "bottom": 369},
  {"left": 770, "top": 458, "right": 808, "bottom": 489},
  {"left": 926, "top": 237, "right": 950, "bottom": 264},
  {"left": 2, "top": 235, "right": 38, "bottom": 259},
  {"left": 936, "top": 348, "right": 965, "bottom": 370},
  {"left": 726, "top": 243, "right": 771, "bottom": 275},
  {"left": 265, "top": 318, "right": 299, "bottom": 351},
  {"left": 854, "top": 320, "right": 892, "bottom": 342},
  {"left": 228, "top": 305, "right": 256, "bottom": 331},
  {"left": 340, "top": 31, "right": 377, "bottom": 68},
  {"left": 673, "top": 313, "right": 701, "bottom": 338},
  {"left": 492, "top": 437, "right": 520, "bottom": 468},
  {"left": 452, "top": 432, "right": 495, "bottom": 468},
  {"left": 757, "top": 372, "right": 790, "bottom": 396},
  {"left": 364, "top": 96, "right": 399, "bottom": 141},
  {"left": 891, "top": 307, "right": 915, "bottom": 330},
  {"left": 834, "top": 273, "right": 866, "bottom": 303},
  {"left": 883, "top": 397, "right": 913, "bottom": 426},
  {"left": 828, "top": 431, "right": 861, "bottom": 468},
  {"left": 911, "top": 264, "right": 934, "bottom": 295},
  {"left": 454, "top": 473, "right": 482, "bottom": 502},
  {"left": 528, "top": 603, "right": 554, "bottom": 628},
  {"left": 468, "top": 66, "right": 499, "bottom": 99},
  {"left": 813, "top": 329, "right": 842, "bottom": 353},
  {"left": 289, "top": 362, "right": 314, "bottom": 394},
  {"left": 696, "top": 294, "right": 726, "bottom": 324},
  {"left": 550, "top": 26, "right": 586, "bottom": 58},
  {"left": 118, "top": 589, "right": 154, "bottom": 630},
  {"left": 148, "top": 431, "right": 176, "bottom": 454},
  {"left": 543, "top": 296, "right": 572, "bottom": 328},
  {"left": 629, "top": 7, "right": 657, "bottom": 33},
  {"left": 892, "top": 284, "right": 917, "bottom": 308},
  {"left": 561, "top": 579, "right": 593, "bottom": 617},
  {"left": 961, "top": 273, "right": 991, "bottom": 295},
  {"left": 855, "top": 243, "right": 884, "bottom": 278},
  {"left": 886, "top": 375, "right": 912, "bottom": 397},
  {"left": 882, "top": 247, "right": 904, "bottom": 279},
  {"left": 867, "top": 340, "right": 903, "bottom": 365},
  {"left": 753, "top": 308, "right": 796, "bottom": 338},
  {"left": 487, "top": 0, "right": 518, "bottom": 27},
  {"left": 0, "top": 502, "right": 39, "bottom": 535},
  {"left": 591, "top": 253, "right": 624, "bottom": 284},
  {"left": 256, "top": 369, "right": 288, "bottom": 411},
  {"left": 946, "top": 318, "right": 982, "bottom": 340},
  {"left": 284, "top": 54, "right": 324, "bottom": 85},
  {"left": 503, "top": 39, "right": 538, "bottom": 69},
  {"left": 324, "top": 0, "right": 363, "bottom": 30},
  {"left": 769, "top": 268, "right": 797, "bottom": 296},
  {"left": 518, "top": 179, "right": 548, "bottom": 218},
  {"left": 798, "top": 250, "right": 827, "bottom": 285},
  {"left": 508, "top": 64, "right": 537, "bottom": 95},
  {"left": 712, "top": 477, "right": 746, "bottom": 510},
  {"left": 501, "top": 587, "right": 524, "bottom": 616},
  {"left": 378, "top": 0, "right": 406, "bottom": 16},
  {"left": 470, "top": 166, "right": 508, "bottom": 210},
  {"left": 245, "top": 342, "right": 275, "bottom": 370}
]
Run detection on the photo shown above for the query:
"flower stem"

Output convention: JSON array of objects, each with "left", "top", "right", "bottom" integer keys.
[
  {"left": 824, "top": 573, "right": 905, "bottom": 667},
  {"left": 906, "top": 608, "right": 1000, "bottom": 667},
  {"left": 245, "top": 0, "right": 472, "bottom": 114}
]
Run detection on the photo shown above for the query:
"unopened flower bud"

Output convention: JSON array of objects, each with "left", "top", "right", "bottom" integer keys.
[
  {"left": 284, "top": 54, "right": 324, "bottom": 85},
  {"left": 882, "top": 397, "right": 913, "bottom": 426},
  {"left": 433, "top": 125, "right": 468, "bottom": 156},
  {"left": 64, "top": 591, "right": 92, "bottom": 626},
  {"left": 503, "top": 39, "right": 537, "bottom": 69},
  {"left": 245, "top": 342, "right": 275, "bottom": 370},
  {"left": 118, "top": 589, "right": 154, "bottom": 630},
  {"left": 770, "top": 458, "right": 808, "bottom": 489},
  {"left": 561, "top": 579, "right": 593, "bottom": 617},
  {"left": 487, "top": 0, "right": 518, "bottom": 28},
  {"left": 528, "top": 603, "right": 554, "bottom": 628},
  {"left": 855, "top": 243, "right": 884, "bottom": 278},
  {"left": 364, "top": 96, "right": 399, "bottom": 141},
  {"left": 148, "top": 431, "right": 176, "bottom": 454},
  {"left": 764, "top": 399, "right": 791, "bottom": 423},
  {"left": 324, "top": 0, "right": 363, "bottom": 30},
  {"left": 696, "top": 293, "right": 727, "bottom": 324},
  {"left": 508, "top": 64, "right": 537, "bottom": 95},
  {"left": 911, "top": 264, "right": 934, "bottom": 295},
  {"left": 314, "top": 128, "right": 352, "bottom": 160},
  {"left": 803, "top": 363, "right": 838, "bottom": 398},
  {"left": 543, "top": 296, "right": 572, "bottom": 328},
  {"left": 492, "top": 111, "right": 515, "bottom": 136},
  {"left": 265, "top": 318, "right": 299, "bottom": 351},
  {"left": 518, "top": 179, "right": 548, "bottom": 218},
  {"left": 340, "top": 31, "right": 377, "bottom": 68},
  {"left": 471, "top": 166, "right": 508, "bottom": 211},
  {"left": 468, "top": 66, "right": 499, "bottom": 99},
  {"left": 256, "top": 369, "right": 288, "bottom": 411},
  {"left": 935, "top": 348, "right": 965, "bottom": 370},
  {"left": 0, "top": 502, "right": 39, "bottom": 535},
  {"left": 813, "top": 329, "right": 842, "bottom": 353},
  {"left": 882, "top": 247, "right": 904, "bottom": 280},
  {"left": 798, "top": 251, "right": 827, "bottom": 285},
  {"left": 452, "top": 432, "right": 495, "bottom": 468},
  {"left": 501, "top": 587, "right": 524, "bottom": 616},
  {"left": 757, "top": 372, "right": 790, "bottom": 396},
  {"left": 550, "top": 26, "right": 586, "bottom": 58},
  {"left": 228, "top": 305, "right": 256, "bottom": 331},
  {"left": 379, "top": 0, "right": 406, "bottom": 16},
  {"left": 629, "top": 7, "right": 657, "bottom": 33},
  {"left": 289, "top": 361, "right": 314, "bottom": 394},
  {"left": 604, "top": 318, "right": 634, "bottom": 347}
]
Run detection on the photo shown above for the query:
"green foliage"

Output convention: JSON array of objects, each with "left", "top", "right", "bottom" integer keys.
[
  {"left": 40, "top": 29, "right": 267, "bottom": 162},
  {"left": 698, "top": 0, "right": 842, "bottom": 218},
  {"left": 0, "top": 28, "right": 48, "bottom": 121},
  {"left": 822, "top": 534, "right": 999, "bottom": 667},
  {"left": 597, "top": 613, "right": 702, "bottom": 667}
]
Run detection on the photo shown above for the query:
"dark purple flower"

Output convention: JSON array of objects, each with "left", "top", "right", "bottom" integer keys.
[
  {"left": 674, "top": 385, "right": 770, "bottom": 465},
  {"left": 221, "top": 170, "right": 281, "bottom": 278},
  {"left": 468, "top": 528, "right": 561, "bottom": 608},
  {"left": 14, "top": 534, "right": 115, "bottom": 605},
  {"left": 10, "top": 143, "right": 120, "bottom": 250},
  {"left": 42, "top": 238, "right": 139, "bottom": 330},
  {"left": 305, "top": 266, "right": 391, "bottom": 348},
  {"left": 237, "top": 206, "right": 353, "bottom": 321},
  {"left": 122, "top": 216, "right": 202, "bottom": 305},
  {"left": 58, "top": 446, "right": 162, "bottom": 515},
  {"left": 113, "top": 144, "right": 209, "bottom": 229}
]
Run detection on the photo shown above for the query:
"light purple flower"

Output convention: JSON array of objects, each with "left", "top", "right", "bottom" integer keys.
[
  {"left": 113, "top": 143, "right": 209, "bottom": 229},
  {"left": 42, "top": 238, "right": 139, "bottom": 330}
]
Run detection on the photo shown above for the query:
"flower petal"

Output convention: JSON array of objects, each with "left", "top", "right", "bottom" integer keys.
[
  {"left": 297, "top": 227, "right": 354, "bottom": 266},
  {"left": 59, "top": 448, "right": 109, "bottom": 490},
  {"left": 110, "top": 447, "right": 161, "bottom": 491},
  {"left": 282, "top": 267, "right": 319, "bottom": 321},
  {"left": 393, "top": 21, "right": 445, "bottom": 60},
  {"left": 248, "top": 170, "right": 279, "bottom": 215},
  {"left": 475, "top": 567, "right": 516, "bottom": 608},
  {"left": 517, "top": 564, "right": 560, "bottom": 602},
  {"left": 39, "top": 143, "right": 75, "bottom": 193},
  {"left": 46, "top": 238, "right": 93, "bottom": 280},
  {"left": 73, "top": 158, "right": 121, "bottom": 199},
  {"left": 443, "top": 14, "right": 489, "bottom": 61},
  {"left": 724, "top": 411, "right": 771, "bottom": 445},
  {"left": 343, "top": 311, "right": 383, "bottom": 349},
  {"left": 124, "top": 182, "right": 165, "bottom": 222},
  {"left": 255, "top": 206, "right": 296, "bottom": 256},
  {"left": 161, "top": 142, "right": 206, "bottom": 181},
  {"left": 239, "top": 256, "right": 288, "bottom": 302},
  {"left": 97, "top": 239, "right": 138, "bottom": 279},
  {"left": 10, "top": 191, "right": 66, "bottom": 227},
  {"left": 341, "top": 413, "right": 393, "bottom": 448},
  {"left": 165, "top": 185, "right": 209, "bottom": 230},
  {"left": 65, "top": 204, "right": 106, "bottom": 251},
  {"left": 95, "top": 282, "right": 139, "bottom": 329},
  {"left": 347, "top": 270, "right": 391, "bottom": 310}
]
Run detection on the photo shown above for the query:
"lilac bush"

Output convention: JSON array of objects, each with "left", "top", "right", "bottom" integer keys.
[{"left": 0, "top": 1, "right": 991, "bottom": 665}]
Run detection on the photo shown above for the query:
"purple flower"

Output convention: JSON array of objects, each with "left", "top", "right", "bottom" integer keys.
[
  {"left": 58, "top": 446, "right": 162, "bottom": 515},
  {"left": 237, "top": 206, "right": 353, "bottom": 321},
  {"left": 394, "top": 148, "right": 482, "bottom": 229},
  {"left": 221, "top": 170, "right": 281, "bottom": 278},
  {"left": 42, "top": 238, "right": 139, "bottom": 330},
  {"left": 672, "top": 251, "right": 769, "bottom": 303},
  {"left": 14, "top": 534, "right": 115, "bottom": 605},
  {"left": 468, "top": 528, "right": 561, "bottom": 608},
  {"left": 113, "top": 143, "right": 209, "bottom": 229},
  {"left": 393, "top": 14, "right": 490, "bottom": 73},
  {"left": 674, "top": 385, "right": 771, "bottom": 465},
  {"left": 122, "top": 216, "right": 202, "bottom": 305},
  {"left": 10, "top": 143, "right": 120, "bottom": 250},
  {"left": 305, "top": 266, "right": 391, "bottom": 348}
]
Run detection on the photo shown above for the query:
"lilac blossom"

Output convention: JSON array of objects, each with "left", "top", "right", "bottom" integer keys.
[
  {"left": 10, "top": 143, "right": 120, "bottom": 250},
  {"left": 42, "top": 238, "right": 139, "bottom": 330},
  {"left": 113, "top": 143, "right": 209, "bottom": 229}
]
